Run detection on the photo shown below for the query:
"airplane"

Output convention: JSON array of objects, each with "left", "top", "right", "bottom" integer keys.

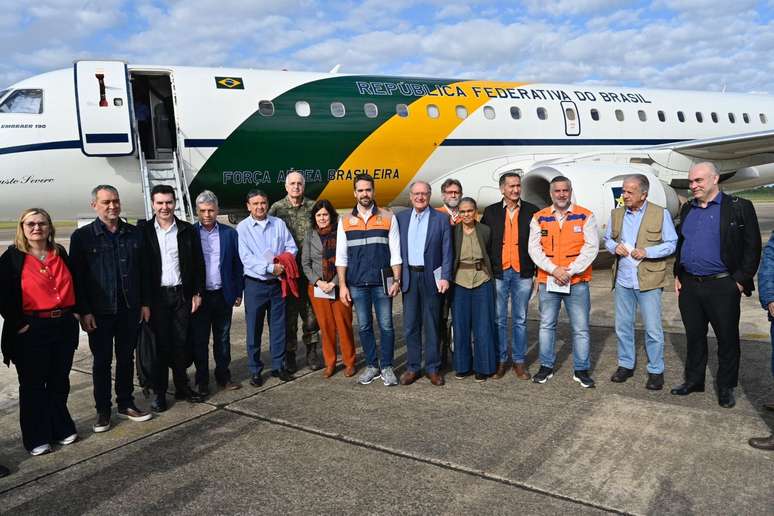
[{"left": 1, "top": 59, "right": 774, "bottom": 230}]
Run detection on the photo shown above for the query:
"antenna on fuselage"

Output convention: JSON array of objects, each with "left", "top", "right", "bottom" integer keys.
[{"left": 329, "top": 64, "right": 341, "bottom": 74}]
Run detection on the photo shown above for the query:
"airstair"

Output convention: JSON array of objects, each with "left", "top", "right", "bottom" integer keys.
[{"left": 138, "top": 150, "right": 195, "bottom": 222}]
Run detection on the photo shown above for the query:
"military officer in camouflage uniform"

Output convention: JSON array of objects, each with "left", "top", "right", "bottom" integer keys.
[{"left": 268, "top": 170, "right": 321, "bottom": 371}]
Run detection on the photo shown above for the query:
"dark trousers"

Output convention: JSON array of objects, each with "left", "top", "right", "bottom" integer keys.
[
  {"left": 678, "top": 274, "right": 742, "bottom": 388},
  {"left": 150, "top": 287, "right": 192, "bottom": 395},
  {"left": 402, "top": 270, "right": 442, "bottom": 374},
  {"left": 244, "top": 278, "right": 286, "bottom": 374},
  {"left": 190, "top": 289, "right": 234, "bottom": 387},
  {"left": 453, "top": 280, "right": 498, "bottom": 376},
  {"left": 285, "top": 276, "right": 319, "bottom": 353},
  {"left": 14, "top": 316, "right": 78, "bottom": 451},
  {"left": 439, "top": 290, "right": 452, "bottom": 367},
  {"left": 88, "top": 307, "right": 139, "bottom": 414}
]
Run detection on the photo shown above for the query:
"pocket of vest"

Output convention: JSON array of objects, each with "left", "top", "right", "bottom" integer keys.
[
  {"left": 645, "top": 229, "right": 662, "bottom": 242},
  {"left": 642, "top": 260, "right": 666, "bottom": 272}
]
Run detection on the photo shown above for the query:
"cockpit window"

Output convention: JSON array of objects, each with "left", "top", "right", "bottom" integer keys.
[{"left": 0, "top": 89, "right": 43, "bottom": 114}]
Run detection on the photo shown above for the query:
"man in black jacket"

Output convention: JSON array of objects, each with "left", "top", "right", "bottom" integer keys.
[
  {"left": 70, "top": 185, "right": 153, "bottom": 433},
  {"left": 481, "top": 171, "right": 540, "bottom": 380},
  {"left": 671, "top": 162, "right": 761, "bottom": 408},
  {"left": 141, "top": 185, "right": 206, "bottom": 412}
]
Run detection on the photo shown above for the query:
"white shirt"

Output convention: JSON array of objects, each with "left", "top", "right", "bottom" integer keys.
[
  {"left": 527, "top": 204, "right": 599, "bottom": 276},
  {"left": 155, "top": 219, "right": 182, "bottom": 287},
  {"left": 335, "top": 204, "right": 402, "bottom": 267}
]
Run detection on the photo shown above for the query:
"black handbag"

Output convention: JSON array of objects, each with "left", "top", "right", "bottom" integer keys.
[{"left": 136, "top": 320, "right": 157, "bottom": 396}]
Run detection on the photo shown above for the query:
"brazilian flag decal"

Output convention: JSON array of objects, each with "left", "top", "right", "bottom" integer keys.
[{"left": 216, "top": 77, "right": 244, "bottom": 89}]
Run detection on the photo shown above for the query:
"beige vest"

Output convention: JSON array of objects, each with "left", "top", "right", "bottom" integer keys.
[{"left": 610, "top": 202, "right": 669, "bottom": 292}]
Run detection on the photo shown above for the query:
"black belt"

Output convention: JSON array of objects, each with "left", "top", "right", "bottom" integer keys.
[
  {"left": 408, "top": 266, "right": 425, "bottom": 272},
  {"left": 24, "top": 307, "right": 73, "bottom": 319},
  {"left": 683, "top": 272, "right": 730, "bottom": 282},
  {"left": 245, "top": 275, "right": 279, "bottom": 284},
  {"left": 160, "top": 285, "right": 183, "bottom": 292}
]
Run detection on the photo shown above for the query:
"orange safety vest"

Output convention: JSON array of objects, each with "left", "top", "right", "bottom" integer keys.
[
  {"left": 501, "top": 206, "right": 520, "bottom": 272},
  {"left": 436, "top": 206, "right": 462, "bottom": 225},
  {"left": 341, "top": 205, "right": 393, "bottom": 286},
  {"left": 535, "top": 205, "right": 593, "bottom": 285}
]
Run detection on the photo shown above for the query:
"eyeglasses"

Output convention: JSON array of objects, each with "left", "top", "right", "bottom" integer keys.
[{"left": 23, "top": 222, "right": 49, "bottom": 229}]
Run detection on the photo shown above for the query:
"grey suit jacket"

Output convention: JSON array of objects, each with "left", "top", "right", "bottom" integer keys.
[{"left": 301, "top": 225, "right": 340, "bottom": 287}]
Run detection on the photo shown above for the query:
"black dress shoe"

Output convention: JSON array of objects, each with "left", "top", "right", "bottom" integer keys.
[
  {"left": 271, "top": 368, "right": 295, "bottom": 382},
  {"left": 748, "top": 434, "right": 774, "bottom": 451},
  {"left": 718, "top": 387, "right": 736, "bottom": 408},
  {"left": 610, "top": 366, "right": 634, "bottom": 383},
  {"left": 249, "top": 374, "right": 263, "bottom": 387},
  {"left": 175, "top": 388, "right": 205, "bottom": 403},
  {"left": 646, "top": 373, "right": 664, "bottom": 391},
  {"left": 0, "top": 464, "right": 10, "bottom": 478},
  {"left": 151, "top": 396, "right": 168, "bottom": 413},
  {"left": 285, "top": 351, "right": 298, "bottom": 374},
  {"left": 670, "top": 382, "right": 705, "bottom": 396},
  {"left": 197, "top": 385, "right": 210, "bottom": 397}
]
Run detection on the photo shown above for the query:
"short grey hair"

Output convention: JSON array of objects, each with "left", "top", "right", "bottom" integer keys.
[
  {"left": 285, "top": 170, "right": 305, "bottom": 185},
  {"left": 91, "top": 184, "right": 119, "bottom": 202},
  {"left": 409, "top": 180, "right": 432, "bottom": 194},
  {"left": 692, "top": 161, "right": 719, "bottom": 176},
  {"left": 196, "top": 190, "right": 219, "bottom": 207},
  {"left": 623, "top": 174, "right": 649, "bottom": 194}
]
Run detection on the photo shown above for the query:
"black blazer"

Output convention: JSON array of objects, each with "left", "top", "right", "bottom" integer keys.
[
  {"left": 140, "top": 216, "right": 206, "bottom": 301},
  {"left": 673, "top": 193, "right": 761, "bottom": 296},
  {"left": 480, "top": 198, "right": 539, "bottom": 279},
  {"left": 453, "top": 222, "right": 494, "bottom": 279},
  {"left": 0, "top": 244, "right": 75, "bottom": 365}
]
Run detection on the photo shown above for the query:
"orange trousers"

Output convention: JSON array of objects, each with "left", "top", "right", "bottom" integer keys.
[{"left": 307, "top": 285, "right": 356, "bottom": 368}]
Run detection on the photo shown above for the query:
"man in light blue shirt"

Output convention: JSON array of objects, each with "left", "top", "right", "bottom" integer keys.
[
  {"left": 604, "top": 174, "right": 677, "bottom": 390},
  {"left": 237, "top": 189, "right": 297, "bottom": 386}
]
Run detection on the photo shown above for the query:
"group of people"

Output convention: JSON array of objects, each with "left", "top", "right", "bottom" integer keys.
[{"left": 1, "top": 159, "right": 773, "bottom": 472}]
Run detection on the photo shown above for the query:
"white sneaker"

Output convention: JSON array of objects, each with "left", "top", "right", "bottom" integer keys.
[
  {"left": 357, "top": 366, "right": 381, "bottom": 385},
  {"left": 58, "top": 433, "right": 78, "bottom": 445},
  {"left": 30, "top": 444, "right": 51, "bottom": 456},
  {"left": 380, "top": 366, "right": 398, "bottom": 387}
]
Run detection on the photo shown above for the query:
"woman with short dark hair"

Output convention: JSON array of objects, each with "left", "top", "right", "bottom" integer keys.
[{"left": 0, "top": 208, "right": 80, "bottom": 455}]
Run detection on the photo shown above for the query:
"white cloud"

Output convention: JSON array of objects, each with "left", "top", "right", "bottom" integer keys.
[{"left": 524, "top": 0, "right": 631, "bottom": 17}]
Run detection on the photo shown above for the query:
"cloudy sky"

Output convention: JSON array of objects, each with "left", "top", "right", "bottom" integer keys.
[{"left": 3, "top": 0, "right": 774, "bottom": 93}]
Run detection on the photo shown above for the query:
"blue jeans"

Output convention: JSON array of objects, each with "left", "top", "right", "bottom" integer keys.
[
  {"left": 614, "top": 286, "right": 665, "bottom": 374},
  {"left": 770, "top": 321, "right": 774, "bottom": 377},
  {"left": 495, "top": 269, "right": 533, "bottom": 363},
  {"left": 538, "top": 281, "right": 591, "bottom": 370},
  {"left": 453, "top": 281, "right": 497, "bottom": 375},
  {"left": 244, "top": 279, "right": 286, "bottom": 374},
  {"left": 350, "top": 285, "right": 394, "bottom": 368}
]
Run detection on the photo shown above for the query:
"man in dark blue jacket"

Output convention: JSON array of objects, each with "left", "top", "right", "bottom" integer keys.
[
  {"left": 750, "top": 231, "right": 774, "bottom": 451},
  {"left": 396, "top": 181, "right": 453, "bottom": 386},
  {"left": 190, "top": 191, "right": 244, "bottom": 395},
  {"left": 70, "top": 185, "right": 153, "bottom": 433}
]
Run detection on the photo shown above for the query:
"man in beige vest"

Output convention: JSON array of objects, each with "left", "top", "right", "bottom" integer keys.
[{"left": 603, "top": 174, "right": 677, "bottom": 390}]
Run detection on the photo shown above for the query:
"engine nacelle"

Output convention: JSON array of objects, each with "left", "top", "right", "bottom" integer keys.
[{"left": 520, "top": 163, "right": 680, "bottom": 234}]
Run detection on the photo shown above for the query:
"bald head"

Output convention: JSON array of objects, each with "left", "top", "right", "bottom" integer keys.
[{"left": 688, "top": 162, "right": 720, "bottom": 205}]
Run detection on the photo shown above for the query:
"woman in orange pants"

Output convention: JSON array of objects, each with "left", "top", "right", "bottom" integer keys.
[{"left": 301, "top": 200, "right": 356, "bottom": 378}]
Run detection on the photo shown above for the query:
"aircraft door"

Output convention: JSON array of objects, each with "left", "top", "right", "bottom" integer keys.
[
  {"left": 74, "top": 60, "right": 135, "bottom": 156},
  {"left": 561, "top": 101, "right": 581, "bottom": 136}
]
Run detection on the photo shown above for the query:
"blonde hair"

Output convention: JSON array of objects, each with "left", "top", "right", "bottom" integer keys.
[{"left": 15, "top": 208, "right": 58, "bottom": 255}]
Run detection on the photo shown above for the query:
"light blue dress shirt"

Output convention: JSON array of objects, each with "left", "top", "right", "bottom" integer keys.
[
  {"left": 604, "top": 201, "right": 678, "bottom": 289},
  {"left": 199, "top": 223, "right": 222, "bottom": 290},
  {"left": 236, "top": 216, "right": 297, "bottom": 280},
  {"left": 407, "top": 207, "right": 430, "bottom": 266}
]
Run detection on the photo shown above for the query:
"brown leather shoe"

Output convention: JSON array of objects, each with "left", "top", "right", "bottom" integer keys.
[
  {"left": 764, "top": 401, "right": 774, "bottom": 412},
  {"left": 323, "top": 366, "right": 335, "bottom": 378},
  {"left": 344, "top": 366, "right": 356, "bottom": 377},
  {"left": 513, "top": 363, "right": 531, "bottom": 380},
  {"left": 493, "top": 363, "right": 508, "bottom": 379},
  {"left": 748, "top": 434, "right": 774, "bottom": 451},
  {"left": 428, "top": 372, "right": 445, "bottom": 386},
  {"left": 399, "top": 371, "right": 419, "bottom": 385}
]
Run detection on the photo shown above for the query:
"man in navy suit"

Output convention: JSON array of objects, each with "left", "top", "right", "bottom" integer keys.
[
  {"left": 190, "top": 191, "right": 244, "bottom": 395},
  {"left": 397, "top": 181, "right": 453, "bottom": 386}
]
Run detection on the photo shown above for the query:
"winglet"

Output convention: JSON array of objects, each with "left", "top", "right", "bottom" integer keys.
[{"left": 329, "top": 64, "right": 341, "bottom": 74}]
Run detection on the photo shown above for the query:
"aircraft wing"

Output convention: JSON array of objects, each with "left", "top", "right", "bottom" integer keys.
[{"left": 646, "top": 129, "right": 774, "bottom": 160}]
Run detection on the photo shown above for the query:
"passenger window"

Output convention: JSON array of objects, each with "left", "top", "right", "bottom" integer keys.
[
  {"left": 657, "top": 110, "right": 666, "bottom": 122},
  {"left": 364, "top": 103, "right": 378, "bottom": 118},
  {"left": 455, "top": 105, "right": 468, "bottom": 119},
  {"left": 510, "top": 106, "right": 521, "bottom": 120},
  {"left": 761, "top": 113, "right": 768, "bottom": 124},
  {"left": 427, "top": 104, "right": 440, "bottom": 119},
  {"left": 537, "top": 107, "right": 547, "bottom": 120},
  {"left": 711, "top": 112, "right": 718, "bottom": 123},
  {"left": 565, "top": 108, "right": 576, "bottom": 121},
  {"left": 695, "top": 112, "right": 703, "bottom": 123},
  {"left": 743, "top": 113, "right": 750, "bottom": 124},
  {"left": 330, "top": 102, "right": 345, "bottom": 118},
  {"left": 615, "top": 109, "right": 624, "bottom": 122},
  {"left": 728, "top": 113, "right": 736, "bottom": 123},
  {"left": 637, "top": 110, "right": 647, "bottom": 122},
  {"left": 396, "top": 104, "right": 409, "bottom": 117},
  {"left": 483, "top": 106, "right": 496, "bottom": 120},
  {"left": 677, "top": 111, "right": 685, "bottom": 122},
  {"left": 258, "top": 100, "right": 274, "bottom": 117},
  {"left": 295, "top": 101, "right": 310, "bottom": 117},
  {"left": 590, "top": 108, "right": 600, "bottom": 121},
  {"left": 0, "top": 89, "right": 43, "bottom": 114}
]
